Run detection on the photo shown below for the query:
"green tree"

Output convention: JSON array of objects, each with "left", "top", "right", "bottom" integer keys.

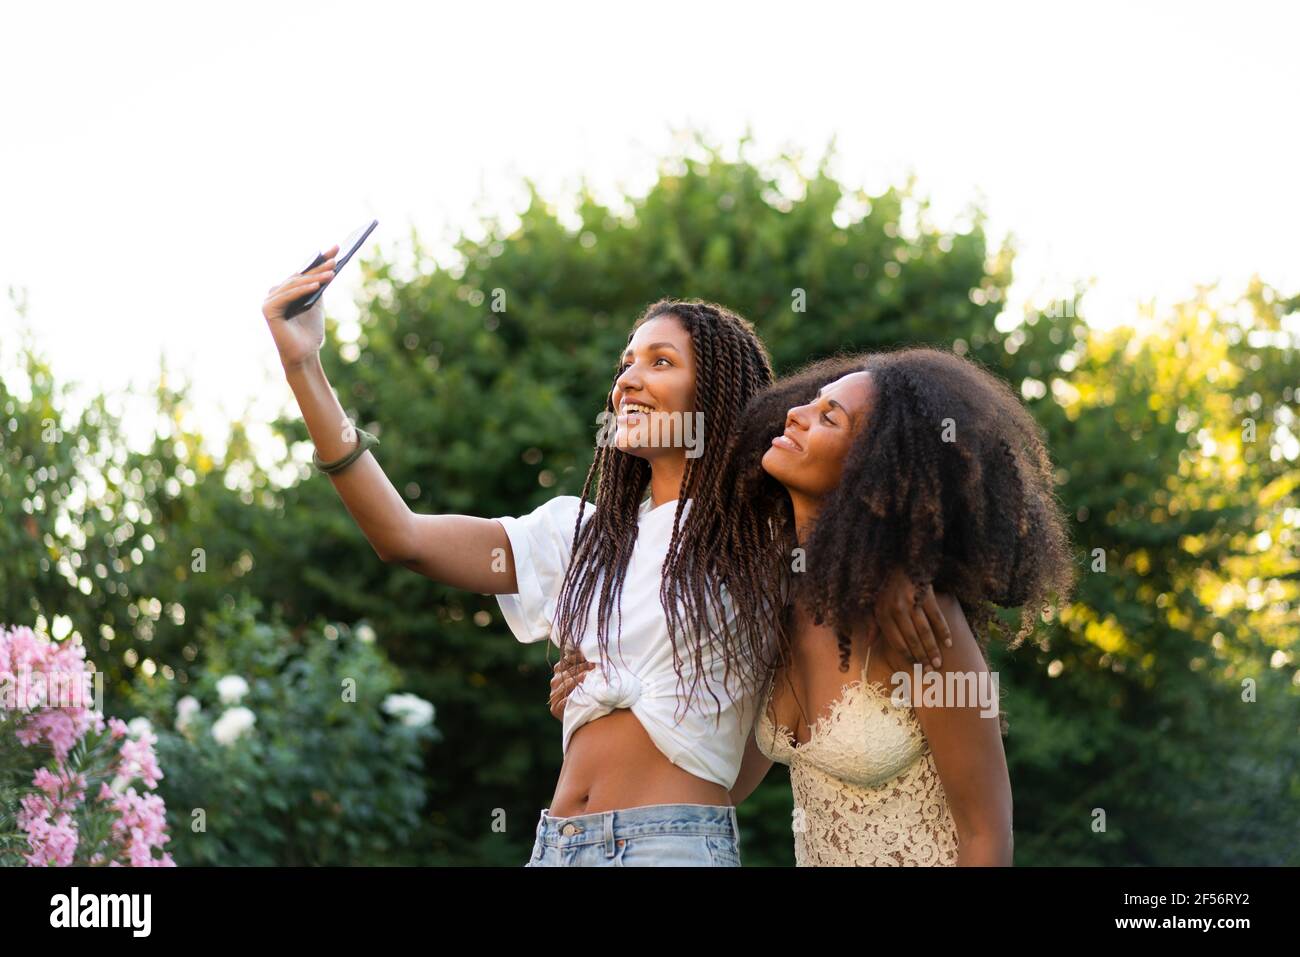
[{"left": 3, "top": 139, "right": 1295, "bottom": 865}]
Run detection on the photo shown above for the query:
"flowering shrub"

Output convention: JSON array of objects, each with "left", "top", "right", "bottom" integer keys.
[
  {"left": 130, "top": 599, "right": 438, "bottom": 865},
  {"left": 0, "top": 624, "right": 174, "bottom": 866}
]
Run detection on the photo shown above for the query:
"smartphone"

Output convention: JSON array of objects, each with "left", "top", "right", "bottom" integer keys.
[{"left": 282, "top": 218, "right": 379, "bottom": 319}]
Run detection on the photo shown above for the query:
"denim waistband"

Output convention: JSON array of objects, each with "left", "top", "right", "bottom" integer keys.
[{"left": 534, "top": 802, "right": 739, "bottom": 847}]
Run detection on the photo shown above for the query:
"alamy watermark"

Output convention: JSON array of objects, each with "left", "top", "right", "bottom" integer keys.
[
  {"left": 1, "top": 668, "right": 104, "bottom": 713},
  {"left": 889, "top": 664, "right": 1000, "bottom": 719},
  {"left": 595, "top": 409, "right": 706, "bottom": 459}
]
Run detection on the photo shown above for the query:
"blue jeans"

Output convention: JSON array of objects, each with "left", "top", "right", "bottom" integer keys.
[{"left": 524, "top": 802, "right": 742, "bottom": 867}]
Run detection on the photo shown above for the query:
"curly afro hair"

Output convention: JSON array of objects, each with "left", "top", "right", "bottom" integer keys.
[{"left": 726, "top": 346, "right": 1078, "bottom": 670}]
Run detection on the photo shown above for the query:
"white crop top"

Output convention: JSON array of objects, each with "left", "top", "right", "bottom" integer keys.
[{"left": 493, "top": 494, "right": 761, "bottom": 790}]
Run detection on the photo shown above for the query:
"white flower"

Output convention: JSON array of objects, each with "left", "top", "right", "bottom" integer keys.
[
  {"left": 355, "top": 623, "right": 376, "bottom": 644},
  {"left": 211, "top": 706, "right": 256, "bottom": 746},
  {"left": 110, "top": 774, "right": 129, "bottom": 795},
  {"left": 216, "top": 675, "right": 250, "bottom": 705},
  {"left": 175, "top": 695, "right": 201, "bottom": 732},
  {"left": 127, "top": 716, "right": 153, "bottom": 739},
  {"left": 382, "top": 693, "right": 435, "bottom": 728}
]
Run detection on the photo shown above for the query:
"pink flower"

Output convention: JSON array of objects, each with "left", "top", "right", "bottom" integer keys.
[
  {"left": 31, "top": 767, "right": 86, "bottom": 807},
  {"left": 118, "top": 730, "right": 164, "bottom": 790},
  {"left": 17, "top": 797, "right": 79, "bottom": 866},
  {"left": 1, "top": 623, "right": 176, "bottom": 867},
  {"left": 3, "top": 625, "right": 99, "bottom": 762},
  {"left": 104, "top": 787, "right": 174, "bottom": 867}
]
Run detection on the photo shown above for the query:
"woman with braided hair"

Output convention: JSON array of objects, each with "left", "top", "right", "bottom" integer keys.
[
  {"left": 262, "top": 263, "right": 950, "bottom": 866},
  {"left": 554, "top": 347, "right": 1076, "bottom": 865}
]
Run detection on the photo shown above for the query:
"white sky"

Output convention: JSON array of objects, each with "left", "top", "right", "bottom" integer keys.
[{"left": 2, "top": 1, "right": 1297, "bottom": 463}]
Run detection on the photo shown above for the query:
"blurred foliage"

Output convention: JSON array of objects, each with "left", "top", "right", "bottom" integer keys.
[
  {"left": 992, "top": 284, "right": 1300, "bottom": 865},
  {"left": 127, "top": 598, "right": 437, "bottom": 866},
  {"left": 2, "top": 137, "right": 1296, "bottom": 864}
]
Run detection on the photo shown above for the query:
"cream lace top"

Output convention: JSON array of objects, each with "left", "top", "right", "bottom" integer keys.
[{"left": 755, "top": 644, "right": 960, "bottom": 866}]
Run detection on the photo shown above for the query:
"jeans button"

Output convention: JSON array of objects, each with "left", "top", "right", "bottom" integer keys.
[{"left": 561, "top": 823, "right": 580, "bottom": 836}]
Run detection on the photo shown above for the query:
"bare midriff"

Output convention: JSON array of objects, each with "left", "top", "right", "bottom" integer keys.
[{"left": 547, "top": 709, "right": 731, "bottom": 817}]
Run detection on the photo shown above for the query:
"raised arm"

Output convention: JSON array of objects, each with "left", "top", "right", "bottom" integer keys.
[{"left": 263, "top": 250, "right": 516, "bottom": 595}]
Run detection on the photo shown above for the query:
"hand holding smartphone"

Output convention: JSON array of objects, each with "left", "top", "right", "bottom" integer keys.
[{"left": 282, "top": 219, "right": 379, "bottom": 319}]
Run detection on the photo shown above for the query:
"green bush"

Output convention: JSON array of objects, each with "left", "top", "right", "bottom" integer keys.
[{"left": 127, "top": 597, "right": 438, "bottom": 865}]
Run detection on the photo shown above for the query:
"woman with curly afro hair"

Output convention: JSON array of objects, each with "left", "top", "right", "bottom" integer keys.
[{"left": 720, "top": 347, "right": 1077, "bottom": 865}]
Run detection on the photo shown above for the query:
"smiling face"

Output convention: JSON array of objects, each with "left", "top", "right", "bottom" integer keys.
[
  {"left": 609, "top": 313, "right": 698, "bottom": 460},
  {"left": 761, "top": 370, "right": 875, "bottom": 499}
]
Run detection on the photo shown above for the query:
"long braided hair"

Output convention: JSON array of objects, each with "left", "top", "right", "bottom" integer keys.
[{"left": 550, "top": 299, "right": 782, "bottom": 724}]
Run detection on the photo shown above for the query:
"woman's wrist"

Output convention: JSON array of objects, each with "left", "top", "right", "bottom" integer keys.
[
  {"left": 282, "top": 353, "right": 356, "bottom": 463},
  {"left": 282, "top": 351, "right": 324, "bottom": 382}
]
